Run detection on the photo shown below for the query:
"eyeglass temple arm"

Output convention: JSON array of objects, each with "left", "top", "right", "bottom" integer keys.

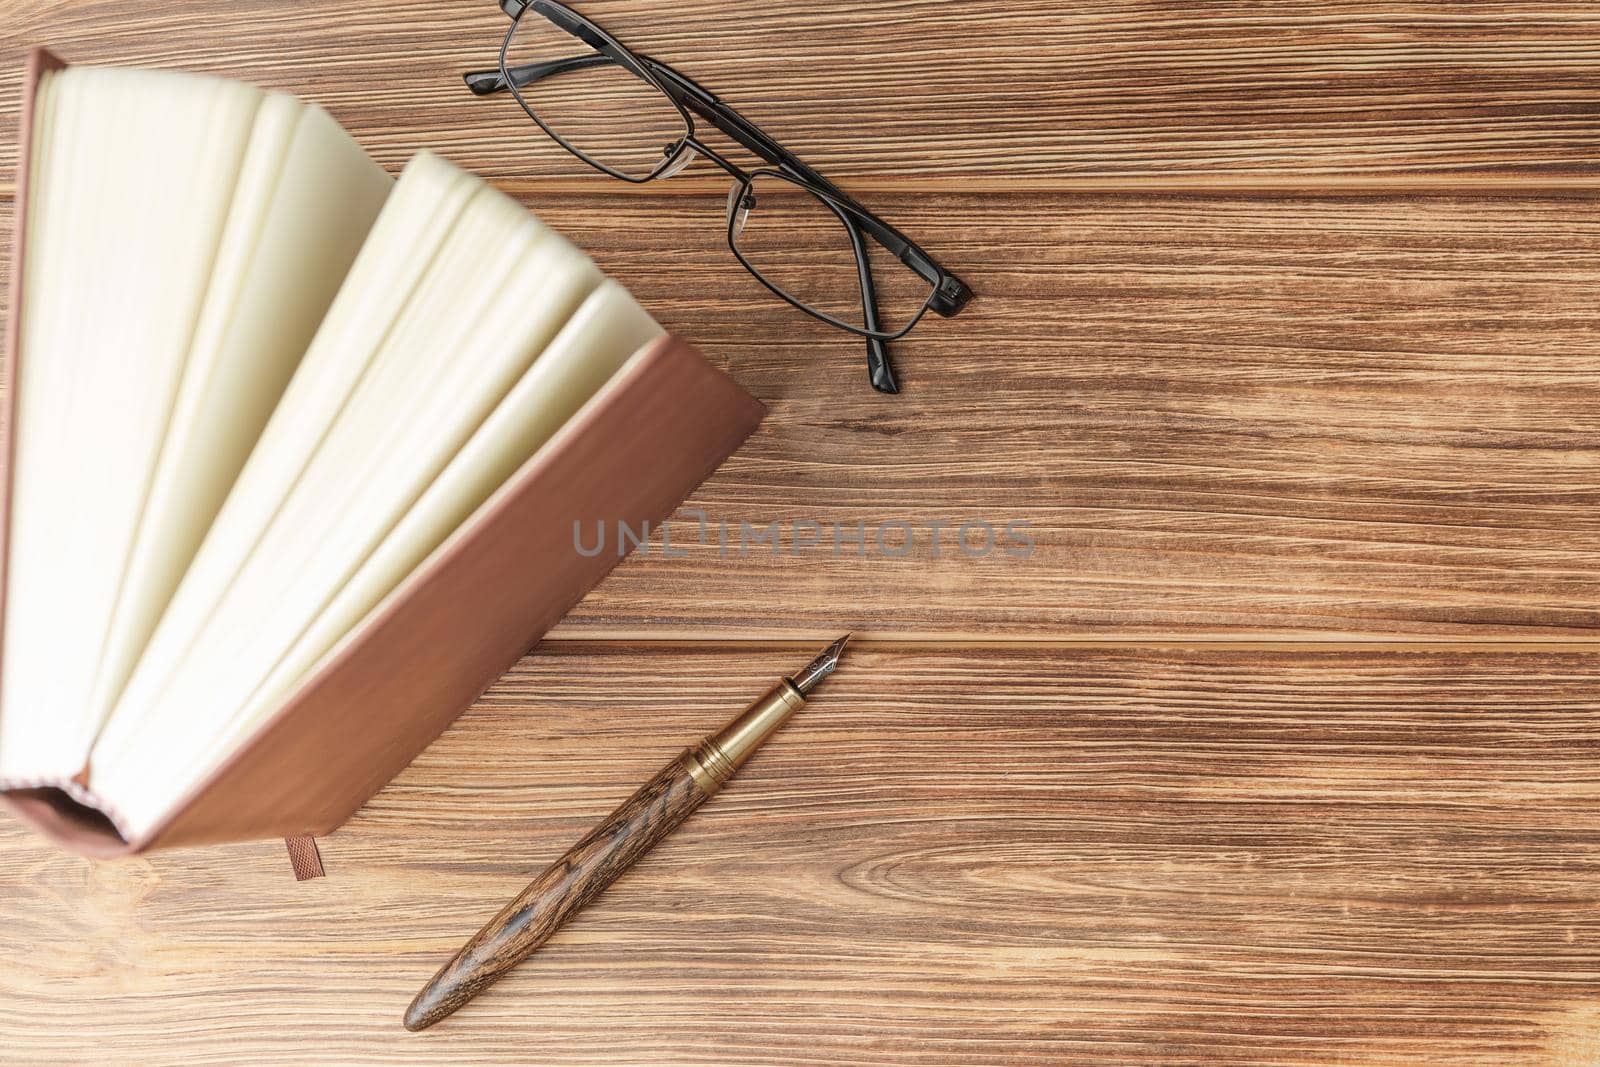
[
  {"left": 464, "top": 54, "right": 604, "bottom": 96},
  {"left": 848, "top": 229, "right": 899, "bottom": 393}
]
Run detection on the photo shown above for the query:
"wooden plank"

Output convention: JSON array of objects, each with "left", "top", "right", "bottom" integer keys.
[
  {"left": 5, "top": 1, "right": 1600, "bottom": 188},
  {"left": 527, "top": 190, "right": 1600, "bottom": 639},
  {"left": 4, "top": 191, "right": 1599, "bottom": 640},
  {"left": 3, "top": 5, "right": 1599, "bottom": 1064},
  {"left": 4, "top": 643, "right": 1600, "bottom": 1064}
]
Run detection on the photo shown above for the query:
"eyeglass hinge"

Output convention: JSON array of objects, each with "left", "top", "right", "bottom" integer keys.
[{"left": 933, "top": 276, "right": 974, "bottom": 316}]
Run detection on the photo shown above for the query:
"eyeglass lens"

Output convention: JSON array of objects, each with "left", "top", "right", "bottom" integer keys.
[
  {"left": 504, "top": 8, "right": 688, "bottom": 180},
  {"left": 729, "top": 173, "right": 936, "bottom": 335},
  {"left": 504, "top": 8, "right": 936, "bottom": 337}
]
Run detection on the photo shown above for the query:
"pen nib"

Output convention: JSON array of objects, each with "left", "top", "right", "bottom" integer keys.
[{"left": 790, "top": 633, "right": 851, "bottom": 696}]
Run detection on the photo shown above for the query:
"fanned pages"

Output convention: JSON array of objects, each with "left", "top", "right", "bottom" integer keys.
[
  {"left": 95, "top": 155, "right": 610, "bottom": 834},
  {"left": 215, "top": 281, "right": 664, "bottom": 773},
  {"left": 88, "top": 93, "right": 393, "bottom": 739},
  {"left": 0, "top": 53, "right": 763, "bottom": 855},
  {"left": 1, "top": 66, "right": 390, "bottom": 784}
]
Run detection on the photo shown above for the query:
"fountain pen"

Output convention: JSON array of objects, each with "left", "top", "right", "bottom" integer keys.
[{"left": 404, "top": 635, "right": 852, "bottom": 1031}]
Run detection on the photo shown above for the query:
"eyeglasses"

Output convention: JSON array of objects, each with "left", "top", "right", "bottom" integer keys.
[{"left": 463, "top": 0, "right": 973, "bottom": 394}]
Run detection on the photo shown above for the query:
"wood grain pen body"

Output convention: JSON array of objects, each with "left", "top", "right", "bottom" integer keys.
[
  {"left": 404, "top": 637, "right": 848, "bottom": 1031},
  {"left": 404, "top": 751, "right": 709, "bottom": 1030}
]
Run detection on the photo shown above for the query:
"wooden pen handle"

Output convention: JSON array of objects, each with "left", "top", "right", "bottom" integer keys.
[{"left": 404, "top": 751, "right": 713, "bottom": 1031}]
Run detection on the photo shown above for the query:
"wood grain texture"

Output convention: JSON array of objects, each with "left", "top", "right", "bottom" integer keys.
[
  {"left": 4, "top": 2, "right": 1600, "bottom": 1063},
  {"left": 5, "top": 643, "right": 1600, "bottom": 1064},
  {"left": 4, "top": 189, "right": 1599, "bottom": 639},
  {"left": 5, "top": 1, "right": 1600, "bottom": 187},
  {"left": 523, "top": 191, "right": 1600, "bottom": 639}
]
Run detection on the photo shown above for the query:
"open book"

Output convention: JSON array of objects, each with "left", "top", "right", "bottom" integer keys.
[{"left": 0, "top": 51, "right": 763, "bottom": 855}]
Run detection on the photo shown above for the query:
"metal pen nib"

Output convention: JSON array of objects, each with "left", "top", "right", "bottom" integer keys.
[
  {"left": 684, "top": 635, "right": 851, "bottom": 792},
  {"left": 790, "top": 633, "right": 851, "bottom": 696}
]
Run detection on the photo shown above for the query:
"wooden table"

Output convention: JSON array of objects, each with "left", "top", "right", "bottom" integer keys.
[{"left": 5, "top": 2, "right": 1600, "bottom": 1063}]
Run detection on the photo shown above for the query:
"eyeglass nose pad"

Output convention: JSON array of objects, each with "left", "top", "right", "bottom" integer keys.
[
  {"left": 725, "top": 184, "right": 753, "bottom": 237},
  {"left": 657, "top": 142, "right": 697, "bottom": 179}
]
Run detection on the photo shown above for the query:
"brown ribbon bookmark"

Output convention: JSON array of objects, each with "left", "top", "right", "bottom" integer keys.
[{"left": 284, "top": 835, "right": 325, "bottom": 880}]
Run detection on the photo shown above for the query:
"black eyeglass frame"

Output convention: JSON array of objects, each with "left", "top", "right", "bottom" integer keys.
[{"left": 465, "top": 0, "right": 974, "bottom": 392}]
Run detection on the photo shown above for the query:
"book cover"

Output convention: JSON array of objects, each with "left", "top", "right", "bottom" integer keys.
[{"left": 0, "top": 48, "right": 766, "bottom": 856}]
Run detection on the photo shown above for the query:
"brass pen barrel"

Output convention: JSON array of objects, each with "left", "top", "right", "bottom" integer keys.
[{"left": 403, "top": 635, "right": 850, "bottom": 1032}]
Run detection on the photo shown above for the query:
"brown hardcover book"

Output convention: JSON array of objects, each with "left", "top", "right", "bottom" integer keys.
[{"left": 0, "top": 48, "right": 765, "bottom": 857}]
